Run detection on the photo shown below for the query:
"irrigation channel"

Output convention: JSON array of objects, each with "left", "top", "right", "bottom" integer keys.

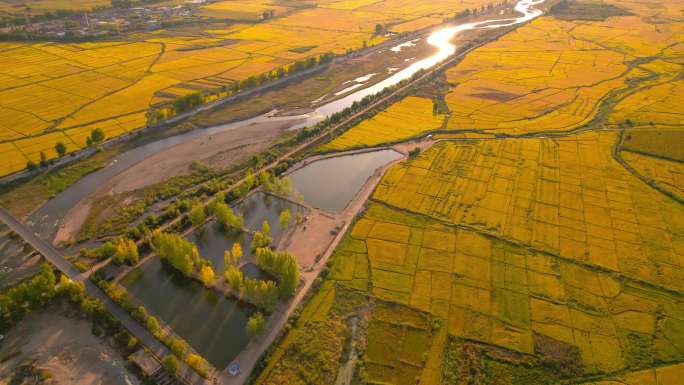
[{"left": 17, "top": 0, "right": 547, "bottom": 380}]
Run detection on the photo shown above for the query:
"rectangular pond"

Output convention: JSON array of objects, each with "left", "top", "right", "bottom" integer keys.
[
  {"left": 287, "top": 149, "right": 403, "bottom": 212},
  {"left": 187, "top": 222, "right": 255, "bottom": 274},
  {"left": 121, "top": 258, "right": 255, "bottom": 369},
  {"left": 120, "top": 192, "right": 304, "bottom": 368},
  {"left": 234, "top": 191, "right": 307, "bottom": 238}
]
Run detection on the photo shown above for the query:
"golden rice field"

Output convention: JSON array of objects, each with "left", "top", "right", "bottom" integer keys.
[
  {"left": 581, "top": 362, "right": 684, "bottom": 385},
  {"left": 610, "top": 80, "right": 684, "bottom": 129},
  {"left": 260, "top": 136, "right": 684, "bottom": 383},
  {"left": 257, "top": 1, "right": 684, "bottom": 383},
  {"left": 621, "top": 151, "right": 684, "bottom": 199},
  {"left": 374, "top": 133, "right": 684, "bottom": 290},
  {"left": 444, "top": 14, "right": 684, "bottom": 134},
  {"left": 0, "top": 0, "right": 109, "bottom": 13},
  {"left": 318, "top": 96, "right": 445, "bottom": 152},
  {"left": 260, "top": 132, "right": 684, "bottom": 383},
  {"left": 0, "top": 0, "right": 494, "bottom": 177}
]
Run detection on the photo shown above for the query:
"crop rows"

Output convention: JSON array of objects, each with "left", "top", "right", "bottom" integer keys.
[
  {"left": 318, "top": 96, "right": 445, "bottom": 152},
  {"left": 373, "top": 133, "right": 684, "bottom": 292}
]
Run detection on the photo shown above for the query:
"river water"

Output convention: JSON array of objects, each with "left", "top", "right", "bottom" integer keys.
[{"left": 26, "top": 0, "right": 545, "bottom": 240}]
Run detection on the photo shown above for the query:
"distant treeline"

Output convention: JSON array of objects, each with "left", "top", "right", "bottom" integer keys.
[
  {"left": 166, "top": 51, "right": 336, "bottom": 116},
  {"left": 453, "top": 0, "right": 510, "bottom": 19}
]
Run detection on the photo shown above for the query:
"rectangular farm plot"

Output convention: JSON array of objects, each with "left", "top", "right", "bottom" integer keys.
[
  {"left": 330, "top": 200, "right": 684, "bottom": 370},
  {"left": 318, "top": 96, "right": 445, "bottom": 152},
  {"left": 371, "top": 132, "right": 684, "bottom": 293}
]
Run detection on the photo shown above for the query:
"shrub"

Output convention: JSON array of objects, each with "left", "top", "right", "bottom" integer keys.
[{"left": 163, "top": 355, "right": 179, "bottom": 375}]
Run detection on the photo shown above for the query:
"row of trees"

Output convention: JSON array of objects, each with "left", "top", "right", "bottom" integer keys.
[
  {"left": 453, "top": 1, "right": 507, "bottom": 20},
  {"left": 165, "top": 51, "right": 335, "bottom": 118},
  {"left": 223, "top": 239, "right": 280, "bottom": 312},
  {"left": 151, "top": 232, "right": 200, "bottom": 275},
  {"left": 97, "top": 278, "right": 210, "bottom": 378},
  {"left": 209, "top": 200, "right": 244, "bottom": 231},
  {"left": 251, "top": 221, "right": 273, "bottom": 251},
  {"left": 111, "top": 237, "right": 140, "bottom": 265},
  {"left": 261, "top": 172, "right": 293, "bottom": 196},
  {"left": 0, "top": 264, "right": 56, "bottom": 332},
  {"left": 26, "top": 127, "right": 104, "bottom": 171},
  {"left": 79, "top": 235, "right": 138, "bottom": 263},
  {"left": 255, "top": 247, "right": 300, "bottom": 299}
]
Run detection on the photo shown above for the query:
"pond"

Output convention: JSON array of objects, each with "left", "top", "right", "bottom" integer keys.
[
  {"left": 288, "top": 149, "right": 403, "bottom": 212},
  {"left": 234, "top": 191, "right": 306, "bottom": 238},
  {"left": 121, "top": 258, "right": 255, "bottom": 369},
  {"left": 186, "top": 222, "right": 255, "bottom": 274},
  {"left": 120, "top": 192, "right": 302, "bottom": 368}
]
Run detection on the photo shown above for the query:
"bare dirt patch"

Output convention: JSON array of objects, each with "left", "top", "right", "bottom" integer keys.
[
  {"left": 470, "top": 88, "right": 522, "bottom": 102},
  {"left": 0, "top": 302, "right": 139, "bottom": 385},
  {"left": 280, "top": 211, "right": 340, "bottom": 269},
  {"left": 105, "top": 119, "right": 294, "bottom": 195}
]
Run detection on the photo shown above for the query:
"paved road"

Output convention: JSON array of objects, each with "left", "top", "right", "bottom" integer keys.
[{"left": 0, "top": 207, "right": 206, "bottom": 385}]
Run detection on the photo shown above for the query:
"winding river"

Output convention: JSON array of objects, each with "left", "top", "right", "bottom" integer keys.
[{"left": 27, "top": 0, "right": 545, "bottom": 240}]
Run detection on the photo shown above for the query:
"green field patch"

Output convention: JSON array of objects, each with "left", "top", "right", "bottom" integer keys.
[
  {"left": 351, "top": 218, "right": 375, "bottom": 239},
  {"left": 451, "top": 282, "right": 491, "bottom": 314},
  {"left": 372, "top": 268, "right": 414, "bottom": 293},
  {"left": 372, "top": 302, "right": 431, "bottom": 330},
  {"left": 570, "top": 309, "right": 616, "bottom": 336},
  {"left": 366, "top": 362, "right": 395, "bottom": 383},
  {"left": 422, "top": 229, "right": 456, "bottom": 252},
  {"left": 453, "top": 252, "right": 491, "bottom": 289},
  {"left": 368, "top": 221, "right": 412, "bottom": 243},
  {"left": 328, "top": 251, "right": 357, "bottom": 281},
  {"left": 338, "top": 236, "right": 368, "bottom": 253},
  {"left": 366, "top": 321, "right": 402, "bottom": 364},
  {"left": 373, "top": 287, "right": 412, "bottom": 305},
  {"left": 530, "top": 298, "right": 572, "bottom": 327},
  {"left": 430, "top": 271, "right": 452, "bottom": 301},
  {"left": 288, "top": 45, "right": 317, "bottom": 53},
  {"left": 492, "top": 289, "right": 531, "bottom": 328},
  {"left": 655, "top": 317, "right": 684, "bottom": 362},
  {"left": 399, "top": 327, "right": 433, "bottom": 365},
  {"left": 367, "top": 238, "right": 408, "bottom": 266},
  {"left": 528, "top": 270, "right": 566, "bottom": 301},
  {"left": 418, "top": 248, "right": 454, "bottom": 272},
  {"left": 491, "top": 319, "right": 534, "bottom": 353}
]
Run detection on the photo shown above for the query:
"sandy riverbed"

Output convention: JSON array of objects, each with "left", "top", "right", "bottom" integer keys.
[{"left": 54, "top": 118, "right": 299, "bottom": 245}]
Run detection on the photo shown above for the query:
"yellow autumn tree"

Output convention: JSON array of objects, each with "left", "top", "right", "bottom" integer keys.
[{"left": 198, "top": 265, "right": 215, "bottom": 287}]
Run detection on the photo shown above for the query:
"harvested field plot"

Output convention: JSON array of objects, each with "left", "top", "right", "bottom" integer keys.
[
  {"left": 318, "top": 96, "right": 445, "bottom": 152},
  {"left": 620, "top": 128, "right": 684, "bottom": 161}
]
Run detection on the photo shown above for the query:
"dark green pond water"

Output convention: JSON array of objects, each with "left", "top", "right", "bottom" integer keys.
[
  {"left": 235, "top": 191, "right": 306, "bottom": 238},
  {"left": 288, "top": 149, "right": 403, "bottom": 212},
  {"left": 121, "top": 258, "right": 255, "bottom": 369},
  {"left": 121, "top": 193, "right": 302, "bottom": 369}
]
